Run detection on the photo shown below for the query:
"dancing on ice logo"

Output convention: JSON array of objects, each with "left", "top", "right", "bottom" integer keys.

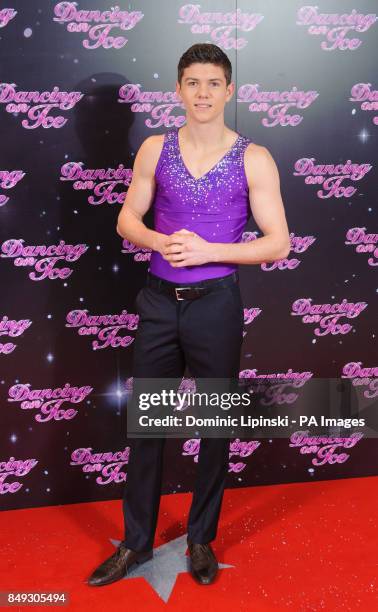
[
  {"left": 239, "top": 370, "right": 313, "bottom": 406},
  {"left": 289, "top": 430, "right": 364, "bottom": 466},
  {"left": 7, "top": 382, "right": 93, "bottom": 423},
  {"left": 182, "top": 438, "right": 260, "bottom": 473},
  {"left": 0, "top": 83, "right": 84, "bottom": 129},
  {"left": 118, "top": 84, "right": 185, "bottom": 128},
  {"left": 0, "top": 239, "right": 88, "bottom": 281},
  {"left": 60, "top": 161, "right": 133, "bottom": 205},
  {"left": 177, "top": 4, "right": 264, "bottom": 50},
  {"left": 243, "top": 307, "right": 261, "bottom": 329},
  {"left": 239, "top": 369, "right": 312, "bottom": 383},
  {"left": 66, "top": 308, "right": 139, "bottom": 350},
  {"left": 0, "top": 316, "right": 32, "bottom": 355},
  {"left": 121, "top": 239, "right": 152, "bottom": 262},
  {"left": 0, "top": 456, "right": 38, "bottom": 495},
  {"left": 53, "top": 2, "right": 144, "bottom": 49},
  {"left": 70, "top": 446, "right": 130, "bottom": 485},
  {"left": 293, "top": 158, "right": 372, "bottom": 198},
  {"left": 345, "top": 227, "right": 377, "bottom": 267},
  {"left": 0, "top": 169, "right": 25, "bottom": 207},
  {"left": 342, "top": 361, "right": 377, "bottom": 398},
  {"left": 291, "top": 298, "right": 368, "bottom": 337},
  {"left": 296, "top": 6, "right": 377, "bottom": 50},
  {"left": 237, "top": 85, "right": 318, "bottom": 127},
  {"left": 0, "top": 8, "right": 17, "bottom": 28},
  {"left": 243, "top": 231, "right": 316, "bottom": 271},
  {"left": 350, "top": 83, "right": 378, "bottom": 125},
  {"left": 261, "top": 232, "right": 316, "bottom": 271}
]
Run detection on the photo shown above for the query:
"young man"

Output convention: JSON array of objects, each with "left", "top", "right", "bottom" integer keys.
[{"left": 87, "top": 43, "right": 290, "bottom": 587}]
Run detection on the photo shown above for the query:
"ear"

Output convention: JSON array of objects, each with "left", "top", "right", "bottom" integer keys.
[
  {"left": 226, "top": 81, "right": 235, "bottom": 102},
  {"left": 175, "top": 81, "right": 182, "bottom": 102}
]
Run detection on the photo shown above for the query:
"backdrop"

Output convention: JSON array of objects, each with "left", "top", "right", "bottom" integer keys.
[{"left": 0, "top": 0, "right": 377, "bottom": 511}]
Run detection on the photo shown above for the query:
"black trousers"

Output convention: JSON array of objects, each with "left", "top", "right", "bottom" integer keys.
[{"left": 122, "top": 271, "right": 244, "bottom": 551}]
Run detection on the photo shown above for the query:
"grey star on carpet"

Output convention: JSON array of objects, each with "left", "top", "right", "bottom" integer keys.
[{"left": 110, "top": 533, "right": 234, "bottom": 602}]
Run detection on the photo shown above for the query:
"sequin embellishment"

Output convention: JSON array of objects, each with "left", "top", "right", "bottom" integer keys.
[{"left": 149, "top": 126, "right": 252, "bottom": 282}]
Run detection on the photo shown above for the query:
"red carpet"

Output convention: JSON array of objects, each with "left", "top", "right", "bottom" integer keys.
[{"left": 1, "top": 476, "right": 377, "bottom": 610}]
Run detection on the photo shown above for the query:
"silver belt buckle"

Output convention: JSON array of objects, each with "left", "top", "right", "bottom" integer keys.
[{"left": 175, "top": 287, "right": 190, "bottom": 301}]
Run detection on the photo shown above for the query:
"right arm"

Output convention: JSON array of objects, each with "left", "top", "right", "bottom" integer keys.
[{"left": 116, "top": 135, "right": 167, "bottom": 253}]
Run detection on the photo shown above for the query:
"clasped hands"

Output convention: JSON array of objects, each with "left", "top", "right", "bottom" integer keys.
[{"left": 159, "top": 228, "right": 213, "bottom": 267}]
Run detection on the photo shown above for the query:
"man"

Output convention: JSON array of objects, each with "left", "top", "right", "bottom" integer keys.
[{"left": 87, "top": 43, "right": 290, "bottom": 587}]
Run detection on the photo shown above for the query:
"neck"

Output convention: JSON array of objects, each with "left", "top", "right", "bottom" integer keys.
[{"left": 181, "top": 116, "right": 228, "bottom": 149}]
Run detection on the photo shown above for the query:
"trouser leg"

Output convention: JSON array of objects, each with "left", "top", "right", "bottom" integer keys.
[
  {"left": 179, "top": 283, "right": 244, "bottom": 543},
  {"left": 123, "top": 287, "right": 185, "bottom": 551}
]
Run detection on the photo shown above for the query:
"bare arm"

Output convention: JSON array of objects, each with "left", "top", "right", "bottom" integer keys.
[
  {"left": 116, "top": 135, "right": 166, "bottom": 253},
  {"left": 210, "top": 144, "right": 291, "bottom": 264}
]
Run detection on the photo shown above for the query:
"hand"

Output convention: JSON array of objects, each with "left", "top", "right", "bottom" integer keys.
[{"left": 162, "top": 229, "right": 213, "bottom": 267}]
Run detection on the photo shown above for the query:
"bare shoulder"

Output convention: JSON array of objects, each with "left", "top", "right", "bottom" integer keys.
[
  {"left": 134, "top": 133, "right": 165, "bottom": 176},
  {"left": 244, "top": 142, "right": 279, "bottom": 186},
  {"left": 245, "top": 142, "right": 273, "bottom": 162},
  {"left": 140, "top": 133, "right": 165, "bottom": 152}
]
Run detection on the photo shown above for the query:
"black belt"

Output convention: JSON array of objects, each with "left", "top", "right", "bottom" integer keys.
[{"left": 146, "top": 271, "right": 239, "bottom": 301}]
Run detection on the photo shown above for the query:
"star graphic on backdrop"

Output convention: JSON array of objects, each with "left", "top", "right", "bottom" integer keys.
[{"left": 110, "top": 533, "right": 234, "bottom": 603}]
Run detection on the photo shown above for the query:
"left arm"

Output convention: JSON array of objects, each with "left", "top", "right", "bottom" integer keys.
[{"left": 163, "top": 144, "right": 291, "bottom": 267}]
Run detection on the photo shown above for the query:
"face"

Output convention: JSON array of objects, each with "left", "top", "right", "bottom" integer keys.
[{"left": 176, "top": 62, "right": 234, "bottom": 122}]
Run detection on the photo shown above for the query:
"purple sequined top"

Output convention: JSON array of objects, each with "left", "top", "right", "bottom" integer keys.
[{"left": 148, "top": 127, "right": 252, "bottom": 282}]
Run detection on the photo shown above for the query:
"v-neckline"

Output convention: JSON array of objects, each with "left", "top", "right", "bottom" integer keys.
[{"left": 176, "top": 128, "right": 241, "bottom": 182}]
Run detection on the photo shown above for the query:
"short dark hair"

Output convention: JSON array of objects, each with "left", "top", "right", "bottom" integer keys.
[{"left": 177, "top": 43, "right": 232, "bottom": 86}]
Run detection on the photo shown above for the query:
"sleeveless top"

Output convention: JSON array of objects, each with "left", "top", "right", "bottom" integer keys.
[{"left": 148, "top": 126, "right": 252, "bottom": 283}]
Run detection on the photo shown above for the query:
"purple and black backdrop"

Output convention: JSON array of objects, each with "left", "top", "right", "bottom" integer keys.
[{"left": 0, "top": 0, "right": 377, "bottom": 511}]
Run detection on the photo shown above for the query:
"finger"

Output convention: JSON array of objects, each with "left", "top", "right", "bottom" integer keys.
[
  {"left": 164, "top": 245, "right": 183, "bottom": 255},
  {"left": 172, "top": 230, "right": 194, "bottom": 238},
  {"left": 166, "top": 253, "right": 186, "bottom": 262},
  {"left": 165, "top": 238, "right": 187, "bottom": 249},
  {"left": 166, "top": 243, "right": 187, "bottom": 253}
]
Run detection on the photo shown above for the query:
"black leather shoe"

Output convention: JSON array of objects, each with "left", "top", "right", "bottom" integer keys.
[
  {"left": 187, "top": 537, "right": 218, "bottom": 585},
  {"left": 87, "top": 542, "right": 153, "bottom": 587}
]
